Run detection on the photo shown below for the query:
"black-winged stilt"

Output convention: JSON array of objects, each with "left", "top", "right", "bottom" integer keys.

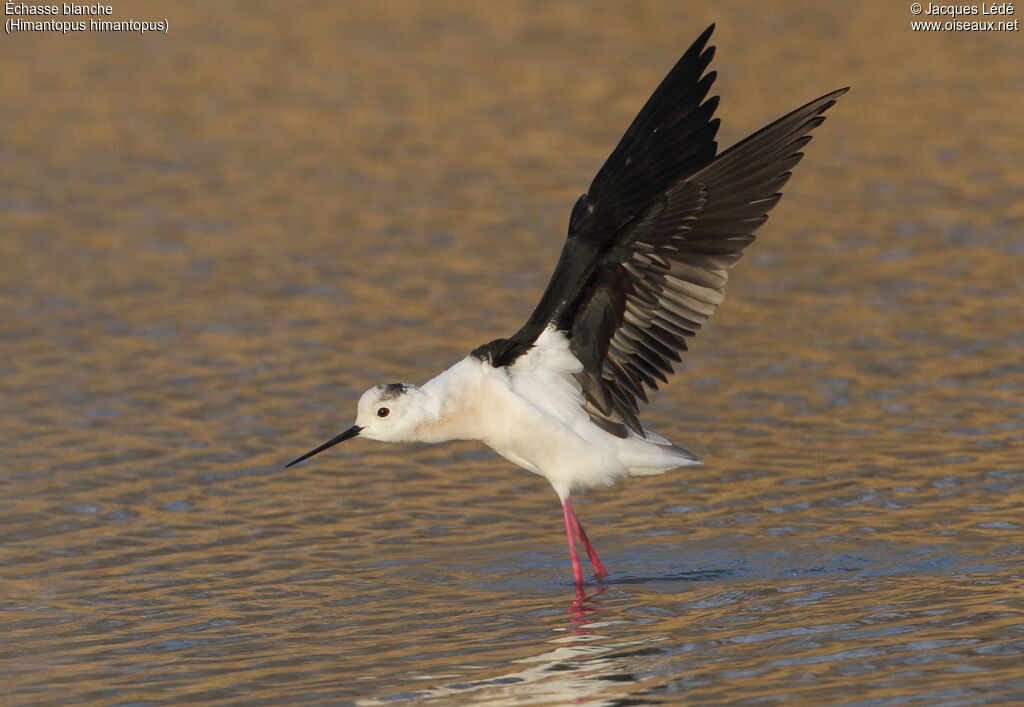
[{"left": 287, "top": 25, "right": 846, "bottom": 592}]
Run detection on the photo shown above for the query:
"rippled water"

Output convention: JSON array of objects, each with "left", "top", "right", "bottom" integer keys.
[{"left": 3, "top": 2, "right": 1023, "bottom": 705}]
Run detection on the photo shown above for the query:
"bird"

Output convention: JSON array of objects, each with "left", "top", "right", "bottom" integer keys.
[{"left": 286, "top": 24, "right": 847, "bottom": 592}]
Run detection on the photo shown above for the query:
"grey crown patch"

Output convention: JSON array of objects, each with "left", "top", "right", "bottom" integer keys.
[{"left": 380, "top": 383, "right": 411, "bottom": 400}]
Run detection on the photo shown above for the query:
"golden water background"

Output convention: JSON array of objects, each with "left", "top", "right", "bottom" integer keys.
[{"left": 2, "top": 1, "right": 1023, "bottom": 704}]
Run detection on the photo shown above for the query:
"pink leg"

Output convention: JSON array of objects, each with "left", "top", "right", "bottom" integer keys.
[
  {"left": 561, "top": 497, "right": 585, "bottom": 590},
  {"left": 565, "top": 500, "right": 609, "bottom": 579},
  {"left": 573, "top": 516, "right": 609, "bottom": 579}
]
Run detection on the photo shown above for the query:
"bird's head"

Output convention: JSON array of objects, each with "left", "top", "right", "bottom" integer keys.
[
  {"left": 285, "top": 383, "right": 425, "bottom": 467},
  {"left": 353, "top": 383, "right": 426, "bottom": 441}
]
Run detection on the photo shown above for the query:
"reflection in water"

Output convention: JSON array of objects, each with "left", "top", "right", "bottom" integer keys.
[
  {"left": 358, "top": 588, "right": 664, "bottom": 706},
  {"left": 568, "top": 587, "right": 607, "bottom": 627},
  {"left": 3, "top": 0, "right": 1023, "bottom": 704}
]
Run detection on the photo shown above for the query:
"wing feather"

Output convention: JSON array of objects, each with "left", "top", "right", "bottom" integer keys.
[
  {"left": 569, "top": 87, "right": 847, "bottom": 434},
  {"left": 471, "top": 26, "right": 846, "bottom": 438}
]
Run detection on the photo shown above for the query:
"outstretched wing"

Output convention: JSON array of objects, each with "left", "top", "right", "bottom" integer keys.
[
  {"left": 472, "top": 25, "right": 721, "bottom": 367},
  {"left": 568, "top": 88, "right": 847, "bottom": 434},
  {"left": 471, "top": 25, "right": 847, "bottom": 436}
]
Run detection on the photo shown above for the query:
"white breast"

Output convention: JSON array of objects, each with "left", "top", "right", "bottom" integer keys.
[{"left": 417, "top": 327, "right": 693, "bottom": 498}]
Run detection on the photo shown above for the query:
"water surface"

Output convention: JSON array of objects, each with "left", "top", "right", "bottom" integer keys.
[{"left": 2, "top": 2, "right": 1023, "bottom": 704}]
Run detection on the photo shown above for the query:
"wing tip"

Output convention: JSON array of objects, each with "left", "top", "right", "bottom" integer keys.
[{"left": 813, "top": 86, "right": 851, "bottom": 114}]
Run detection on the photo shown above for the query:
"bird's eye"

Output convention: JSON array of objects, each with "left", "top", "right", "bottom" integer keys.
[{"left": 377, "top": 407, "right": 390, "bottom": 418}]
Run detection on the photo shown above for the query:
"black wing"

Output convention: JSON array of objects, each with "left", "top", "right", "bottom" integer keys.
[
  {"left": 473, "top": 24, "right": 721, "bottom": 367},
  {"left": 472, "top": 25, "right": 847, "bottom": 435},
  {"left": 569, "top": 87, "right": 846, "bottom": 434}
]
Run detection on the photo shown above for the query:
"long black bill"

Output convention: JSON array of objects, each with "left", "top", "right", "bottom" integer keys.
[{"left": 286, "top": 425, "right": 362, "bottom": 468}]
